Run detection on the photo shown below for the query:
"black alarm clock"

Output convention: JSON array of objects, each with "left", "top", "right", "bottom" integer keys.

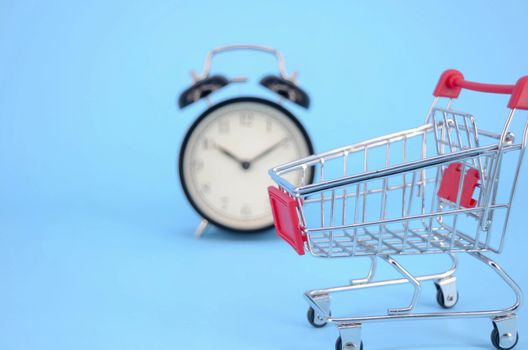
[{"left": 178, "top": 44, "right": 314, "bottom": 237}]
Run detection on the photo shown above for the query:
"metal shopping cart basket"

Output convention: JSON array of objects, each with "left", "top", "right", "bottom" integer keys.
[{"left": 268, "top": 70, "right": 528, "bottom": 350}]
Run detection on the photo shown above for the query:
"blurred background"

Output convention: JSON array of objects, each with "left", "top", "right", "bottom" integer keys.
[{"left": 1, "top": 1, "right": 527, "bottom": 349}]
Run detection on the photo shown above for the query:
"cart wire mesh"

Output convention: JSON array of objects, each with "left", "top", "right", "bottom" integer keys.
[{"left": 269, "top": 75, "right": 528, "bottom": 259}]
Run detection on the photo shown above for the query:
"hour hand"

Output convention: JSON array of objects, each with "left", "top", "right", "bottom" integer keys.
[{"left": 213, "top": 143, "right": 245, "bottom": 165}]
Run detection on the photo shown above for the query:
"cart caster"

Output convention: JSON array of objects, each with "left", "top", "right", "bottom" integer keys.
[
  {"left": 307, "top": 307, "right": 328, "bottom": 328},
  {"left": 435, "top": 287, "right": 459, "bottom": 308},
  {"left": 434, "top": 276, "right": 458, "bottom": 308},
  {"left": 491, "top": 317, "right": 519, "bottom": 350},
  {"left": 336, "top": 337, "right": 363, "bottom": 350}
]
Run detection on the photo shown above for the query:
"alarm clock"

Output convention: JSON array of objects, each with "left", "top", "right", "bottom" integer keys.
[{"left": 178, "top": 44, "right": 314, "bottom": 237}]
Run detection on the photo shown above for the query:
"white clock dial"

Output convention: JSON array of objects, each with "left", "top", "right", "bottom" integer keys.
[{"left": 180, "top": 97, "right": 313, "bottom": 232}]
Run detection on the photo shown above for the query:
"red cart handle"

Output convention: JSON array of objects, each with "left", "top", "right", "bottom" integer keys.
[{"left": 433, "top": 69, "right": 528, "bottom": 110}]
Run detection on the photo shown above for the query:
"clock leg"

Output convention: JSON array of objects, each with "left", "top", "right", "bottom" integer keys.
[{"left": 194, "top": 218, "right": 209, "bottom": 238}]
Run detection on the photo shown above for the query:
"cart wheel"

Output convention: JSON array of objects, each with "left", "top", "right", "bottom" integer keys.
[
  {"left": 435, "top": 286, "right": 459, "bottom": 309},
  {"left": 491, "top": 325, "right": 519, "bottom": 350},
  {"left": 335, "top": 336, "right": 363, "bottom": 350},
  {"left": 307, "top": 307, "right": 327, "bottom": 328}
]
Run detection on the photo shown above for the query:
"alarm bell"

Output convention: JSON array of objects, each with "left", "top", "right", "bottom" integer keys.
[{"left": 178, "top": 44, "right": 310, "bottom": 109}]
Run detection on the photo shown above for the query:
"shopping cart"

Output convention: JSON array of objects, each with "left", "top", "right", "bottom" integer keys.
[{"left": 268, "top": 70, "right": 528, "bottom": 350}]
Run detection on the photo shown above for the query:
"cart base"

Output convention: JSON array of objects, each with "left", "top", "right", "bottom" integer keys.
[{"left": 304, "top": 252, "right": 522, "bottom": 350}]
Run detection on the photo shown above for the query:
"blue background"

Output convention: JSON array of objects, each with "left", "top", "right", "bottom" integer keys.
[{"left": 1, "top": 1, "right": 527, "bottom": 349}]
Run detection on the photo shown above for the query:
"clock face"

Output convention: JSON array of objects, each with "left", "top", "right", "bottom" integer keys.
[{"left": 180, "top": 97, "right": 313, "bottom": 232}]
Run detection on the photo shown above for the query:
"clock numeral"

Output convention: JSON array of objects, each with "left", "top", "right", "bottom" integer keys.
[
  {"left": 266, "top": 119, "right": 272, "bottom": 132},
  {"left": 191, "top": 159, "right": 204, "bottom": 171},
  {"left": 220, "top": 196, "right": 229, "bottom": 210},
  {"left": 240, "top": 204, "right": 251, "bottom": 218},
  {"left": 201, "top": 183, "right": 211, "bottom": 193},
  {"left": 239, "top": 112, "right": 254, "bottom": 127},
  {"left": 218, "top": 120, "right": 230, "bottom": 133},
  {"left": 202, "top": 138, "right": 212, "bottom": 150}
]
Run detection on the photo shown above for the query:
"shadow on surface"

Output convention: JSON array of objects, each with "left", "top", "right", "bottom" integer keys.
[{"left": 175, "top": 225, "right": 279, "bottom": 243}]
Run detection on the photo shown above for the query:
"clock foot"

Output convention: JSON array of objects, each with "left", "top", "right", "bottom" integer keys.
[{"left": 194, "top": 219, "right": 209, "bottom": 238}]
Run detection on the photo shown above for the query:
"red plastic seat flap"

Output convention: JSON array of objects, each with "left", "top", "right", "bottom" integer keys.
[
  {"left": 437, "top": 163, "right": 480, "bottom": 208},
  {"left": 268, "top": 186, "right": 305, "bottom": 255}
]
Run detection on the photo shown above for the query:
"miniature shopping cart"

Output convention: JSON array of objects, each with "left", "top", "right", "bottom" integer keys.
[{"left": 268, "top": 70, "right": 528, "bottom": 350}]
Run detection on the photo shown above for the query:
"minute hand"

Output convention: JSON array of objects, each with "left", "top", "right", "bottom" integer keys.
[{"left": 248, "top": 138, "right": 289, "bottom": 163}]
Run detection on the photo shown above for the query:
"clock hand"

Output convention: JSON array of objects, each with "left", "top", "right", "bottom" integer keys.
[
  {"left": 213, "top": 143, "right": 247, "bottom": 168},
  {"left": 248, "top": 137, "right": 290, "bottom": 164}
]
